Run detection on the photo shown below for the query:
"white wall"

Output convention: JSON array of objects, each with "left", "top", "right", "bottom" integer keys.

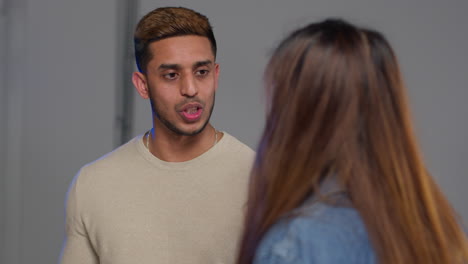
[
  {"left": 2, "top": 0, "right": 119, "bottom": 263},
  {"left": 2, "top": 1, "right": 27, "bottom": 262},
  {"left": 1, "top": 0, "right": 467, "bottom": 263},
  {"left": 135, "top": 0, "right": 468, "bottom": 222},
  {"left": 0, "top": 0, "right": 7, "bottom": 260}
]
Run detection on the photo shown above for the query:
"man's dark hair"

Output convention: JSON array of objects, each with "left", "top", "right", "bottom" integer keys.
[{"left": 134, "top": 7, "right": 217, "bottom": 73}]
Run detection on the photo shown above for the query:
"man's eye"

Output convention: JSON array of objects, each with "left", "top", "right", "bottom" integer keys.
[
  {"left": 163, "top": 72, "right": 178, "bottom": 80},
  {"left": 196, "top": 70, "right": 209, "bottom": 77}
]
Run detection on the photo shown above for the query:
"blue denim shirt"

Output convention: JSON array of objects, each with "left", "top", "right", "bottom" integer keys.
[{"left": 254, "top": 194, "right": 377, "bottom": 264}]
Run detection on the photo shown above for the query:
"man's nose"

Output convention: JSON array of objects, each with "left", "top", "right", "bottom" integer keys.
[{"left": 180, "top": 75, "right": 198, "bottom": 97}]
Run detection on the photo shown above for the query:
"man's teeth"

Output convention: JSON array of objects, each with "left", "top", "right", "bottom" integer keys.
[{"left": 186, "top": 107, "right": 198, "bottom": 114}]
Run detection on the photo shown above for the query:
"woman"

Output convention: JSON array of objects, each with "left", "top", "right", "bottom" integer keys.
[{"left": 237, "top": 19, "right": 468, "bottom": 264}]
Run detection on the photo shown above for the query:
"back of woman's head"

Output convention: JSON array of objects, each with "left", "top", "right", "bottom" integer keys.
[
  {"left": 238, "top": 19, "right": 468, "bottom": 264},
  {"left": 263, "top": 19, "right": 379, "bottom": 184}
]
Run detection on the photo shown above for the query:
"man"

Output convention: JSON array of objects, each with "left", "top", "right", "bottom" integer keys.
[{"left": 60, "top": 7, "right": 254, "bottom": 264}]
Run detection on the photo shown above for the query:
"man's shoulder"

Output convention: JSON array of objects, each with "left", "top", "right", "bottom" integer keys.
[
  {"left": 75, "top": 136, "right": 142, "bottom": 184},
  {"left": 219, "top": 132, "right": 255, "bottom": 155},
  {"left": 217, "top": 132, "right": 255, "bottom": 164}
]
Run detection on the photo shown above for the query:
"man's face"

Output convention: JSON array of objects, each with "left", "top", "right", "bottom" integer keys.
[{"left": 144, "top": 35, "right": 219, "bottom": 136}]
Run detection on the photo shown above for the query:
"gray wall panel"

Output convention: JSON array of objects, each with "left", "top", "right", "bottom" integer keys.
[
  {"left": 136, "top": 0, "right": 468, "bottom": 224},
  {"left": 2, "top": 0, "right": 119, "bottom": 263},
  {"left": 1, "top": 1, "right": 467, "bottom": 263}
]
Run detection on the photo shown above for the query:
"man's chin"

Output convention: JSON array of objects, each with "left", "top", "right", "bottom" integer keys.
[
  {"left": 164, "top": 120, "right": 210, "bottom": 137},
  {"left": 178, "top": 128, "right": 204, "bottom": 136},
  {"left": 181, "top": 122, "right": 211, "bottom": 136}
]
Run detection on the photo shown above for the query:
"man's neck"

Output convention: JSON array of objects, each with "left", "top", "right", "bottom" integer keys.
[{"left": 145, "top": 123, "right": 219, "bottom": 162}]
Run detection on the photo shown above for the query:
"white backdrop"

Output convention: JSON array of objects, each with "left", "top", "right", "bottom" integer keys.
[{"left": 2, "top": 0, "right": 467, "bottom": 263}]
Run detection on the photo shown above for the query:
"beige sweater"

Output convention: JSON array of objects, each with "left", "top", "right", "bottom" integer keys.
[{"left": 60, "top": 132, "right": 255, "bottom": 264}]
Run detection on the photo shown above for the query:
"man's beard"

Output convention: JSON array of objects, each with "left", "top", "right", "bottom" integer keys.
[{"left": 149, "top": 95, "right": 215, "bottom": 136}]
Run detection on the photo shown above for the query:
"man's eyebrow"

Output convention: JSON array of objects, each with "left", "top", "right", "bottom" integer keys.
[
  {"left": 158, "top": 64, "right": 181, "bottom": 71},
  {"left": 193, "top": 60, "right": 213, "bottom": 69}
]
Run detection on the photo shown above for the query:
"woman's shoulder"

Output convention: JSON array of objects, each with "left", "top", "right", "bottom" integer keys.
[{"left": 254, "top": 201, "right": 377, "bottom": 264}]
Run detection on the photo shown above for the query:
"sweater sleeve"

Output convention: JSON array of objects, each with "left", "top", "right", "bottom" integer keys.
[{"left": 60, "top": 169, "right": 98, "bottom": 264}]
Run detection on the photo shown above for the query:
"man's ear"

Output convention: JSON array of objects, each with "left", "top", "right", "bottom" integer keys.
[
  {"left": 132, "top": 71, "right": 149, "bottom": 99},
  {"left": 214, "top": 63, "right": 220, "bottom": 92}
]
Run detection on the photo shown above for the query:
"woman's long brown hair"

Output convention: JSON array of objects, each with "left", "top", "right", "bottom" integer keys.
[{"left": 237, "top": 19, "right": 468, "bottom": 264}]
